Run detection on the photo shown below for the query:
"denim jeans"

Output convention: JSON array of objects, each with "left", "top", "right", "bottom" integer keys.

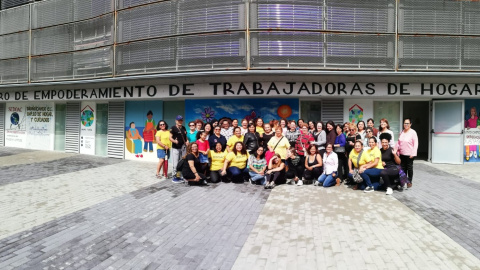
[
  {"left": 228, "top": 166, "right": 249, "bottom": 182},
  {"left": 249, "top": 171, "right": 266, "bottom": 185},
  {"left": 318, "top": 174, "right": 336, "bottom": 187},
  {"left": 360, "top": 168, "right": 382, "bottom": 187}
]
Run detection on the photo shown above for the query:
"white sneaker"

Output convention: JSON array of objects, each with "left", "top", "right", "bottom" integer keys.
[
  {"left": 297, "top": 180, "right": 303, "bottom": 186},
  {"left": 314, "top": 181, "right": 319, "bottom": 186},
  {"left": 364, "top": 186, "right": 374, "bottom": 193},
  {"left": 286, "top": 178, "right": 294, "bottom": 185},
  {"left": 386, "top": 187, "right": 393, "bottom": 195}
]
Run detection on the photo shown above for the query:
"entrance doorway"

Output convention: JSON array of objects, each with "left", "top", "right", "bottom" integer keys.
[
  {"left": 403, "top": 101, "right": 429, "bottom": 160},
  {"left": 431, "top": 100, "right": 464, "bottom": 164}
]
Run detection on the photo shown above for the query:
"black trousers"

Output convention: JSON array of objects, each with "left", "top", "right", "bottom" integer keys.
[
  {"left": 380, "top": 166, "right": 399, "bottom": 188},
  {"left": 210, "top": 170, "right": 226, "bottom": 183},
  {"left": 266, "top": 170, "right": 286, "bottom": 185},
  {"left": 303, "top": 167, "right": 322, "bottom": 181},
  {"left": 336, "top": 152, "right": 348, "bottom": 180},
  {"left": 400, "top": 155, "right": 415, "bottom": 182}
]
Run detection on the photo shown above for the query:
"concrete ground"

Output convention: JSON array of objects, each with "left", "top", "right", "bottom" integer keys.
[{"left": 0, "top": 147, "right": 479, "bottom": 270}]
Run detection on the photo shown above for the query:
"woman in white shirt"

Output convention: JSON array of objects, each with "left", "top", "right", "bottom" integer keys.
[{"left": 315, "top": 143, "right": 339, "bottom": 187}]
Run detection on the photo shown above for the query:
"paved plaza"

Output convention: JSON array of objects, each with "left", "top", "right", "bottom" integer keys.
[{"left": 0, "top": 147, "right": 479, "bottom": 270}]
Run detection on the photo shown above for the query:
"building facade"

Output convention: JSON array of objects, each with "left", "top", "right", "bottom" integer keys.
[{"left": 0, "top": 0, "right": 479, "bottom": 164}]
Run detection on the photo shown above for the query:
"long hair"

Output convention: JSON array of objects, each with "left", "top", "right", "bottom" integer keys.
[
  {"left": 156, "top": 120, "right": 168, "bottom": 131},
  {"left": 232, "top": 142, "right": 247, "bottom": 156},
  {"left": 184, "top": 142, "right": 198, "bottom": 158},
  {"left": 379, "top": 118, "right": 390, "bottom": 130}
]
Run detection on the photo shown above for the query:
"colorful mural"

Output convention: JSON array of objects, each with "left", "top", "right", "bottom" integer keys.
[
  {"left": 185, "top": 99, "right": 299, "bottom": 124},
  {"left": 349, "top": 104, "right": 364, "bottom": 124},
  {"left": 125, "top": 100, "right": 163, "bottom": 161}
]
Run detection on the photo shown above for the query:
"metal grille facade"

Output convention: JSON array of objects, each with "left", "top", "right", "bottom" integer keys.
[
  {"left": 1, "top": 0, "right": 480, "bottom": 85},
  {"left": 65, "top": 102, "right": 80, "bottom": 153},
  {"left": 0, "top": 103, "right": 4, "bottom": 146},
  {"left": 321, "top": 99, "right": 343, "bottom": 125},
  {"left": 107, "top": 101, "right": 124, "bottom": 159}
]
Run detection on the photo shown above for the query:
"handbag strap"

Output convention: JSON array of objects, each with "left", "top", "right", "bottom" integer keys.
[
  {"left": 356, "top": 149, "right": 364, "bottom": 168},
  {"left": 272, "top": 136, "right": 284, "bottom": 151}
]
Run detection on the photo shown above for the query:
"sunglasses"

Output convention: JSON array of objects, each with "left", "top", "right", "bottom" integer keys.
[
  {"left": 159, "top": 124, "right": 165, "bottom": 126},
  {"left": 367, "top": 131, "right": 373, "bottom": 133},
  {"left": 189, "top": 124, "right": 195, "bottom": 127},
  {"left": 349, "top": 129, "right": 355, "bottom": 131}
]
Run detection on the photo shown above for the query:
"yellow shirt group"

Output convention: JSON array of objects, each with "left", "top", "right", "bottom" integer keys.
[
  {"left": 225, "top": 152, "right": 249, "bottom": 169},
  {"left": 155, "top": 130, "right": 172, "bottom": 150},
  {"left": 209, "top": 150, "right": 227, "bottom": 171},
  {"left": 365, "top": 147, "right": 384, "bottom": 169},
  {"left": 349, "top": 149, "right": 369, "bottom": 168},
  {"left": 227, "top": 135, "right": 244, "bottom": 151},
  {"left": 256, "top": 126, "right": 265, "bottom": 135}
]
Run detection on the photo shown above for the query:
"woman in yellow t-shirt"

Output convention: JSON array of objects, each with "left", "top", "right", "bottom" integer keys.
[
  {"left": 267, "top": 126, "right": 291, "bottom": 160},
  {"left": 226, "top": 127, "right": 244, "bottom": 152},
  {"left": 209, "top": 142, "right": 227, "bottom": 183},
  {"left": 358, "top": 136, "right": 384, "bottom": 192},
  {"left": 348, "top": 141, "right": 369, "bottom": 187},
  {"left": 222, "top": 142, "right": 249, "bottom": 183},
  {"left": 155, "top": 120, "right": 172, "bottom": 179}
]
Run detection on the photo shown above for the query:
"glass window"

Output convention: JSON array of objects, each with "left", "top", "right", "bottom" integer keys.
[
  {"left": 54, "top": 104, "right": 66, "bottom": 151},
  {"left": 301, "top": 101, "right": 321, "bottom": 122},
  {"left": 95, "top": 103, "right": 108, "bottom": 156},
  {"left": 374, "top": 101, "right": 400, "bottom": 138}
]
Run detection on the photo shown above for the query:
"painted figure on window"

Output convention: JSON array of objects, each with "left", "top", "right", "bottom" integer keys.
[
  {"left": 465, "top": 106, "right": 480, "bottom": 160},
  {"left": 143, "top": 110, "right": 156, "bottom": 152},
  {"left": 127, "top": 122, "right": 143, "bottom": 158}
]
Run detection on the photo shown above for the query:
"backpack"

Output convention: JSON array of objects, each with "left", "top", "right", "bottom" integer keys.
[
  {"left": 397, "top": 165, "right": 410, "bottom": 186},
  {"left": 176, "top": 158, "right": 186, "bottom": 172}
]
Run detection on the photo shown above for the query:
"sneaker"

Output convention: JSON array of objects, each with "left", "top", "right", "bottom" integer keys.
[
  {"left": 249, "top": 178, "right": 254, "bottom": 185},
  {"left": 297, "top": 180, "right": 303, "bottom": 186},
  {"left": 201, "top": 180, "right": 209, "bottom": 186},
  {"left": 172, "top": 177, "right": 184, "bottom": 184},
  {"left": 386, "top": 187, "right": 393, "bottom": 195},
  {"left": 402, "top": 183, "right": 408, "bottom": 190},
  {"left": 364, "top": 186, "right": 374, "bottom": 193},
  {"left": 286, "top": 178, "right": 293, "bottom": 185},
  {"left": 335, "top": 178, "right": 341, "bottom": 186},
  {"left": 314, "top": 181, "right": 319, "bottom": 186},
  {"left": 264, "top": 182, "right": 270, "bottom": 189}
]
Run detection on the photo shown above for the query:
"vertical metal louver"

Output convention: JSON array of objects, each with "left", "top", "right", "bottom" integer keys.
[
  {"left": 0, "top": 103, "right": 4, "bottom": 146},
  {"left": 65, "top": 102, "right": 80, "bottom": 153},
  {"left": 1, "top": 0, "right": 31, "bottom": 10},
  {"left": 107, "top": 101, "right": 124, "bottom": 159},
  {"left": 321, "top": 99, "right": 344, "bottom": 124}
]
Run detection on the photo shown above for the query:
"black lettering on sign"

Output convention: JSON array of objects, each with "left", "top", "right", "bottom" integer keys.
[
  {"left": 312, "top": 83, "right": 322, "bottom": 95},
  {"left": 223, "top": 83, "right": 234, "bottom": 95},
  {"left": 388, "top": 83, "right": 397, "bottom": 95},
  {"left": 460, "top": 84, "right": 472, "bottom": 96},
  {"left": 448, "top": 84, "right": 457, "bottom": 95},
  {"left": 337, "top": 83, "right": 347, "bottom": 95},
  {"left": 183, "top": 84, "right": 194, "bottom": 96},
  {"left": 436, "top": 84, "right": 446, "bottom": 95},
  {"left": 113, "top": 87, "right": 121, "bottom": 98},
  {"left": 421, "top": 83, "right": 433, "bottom": 95},
  {"left": 399, "top": 83, "right": 410, "bottom": 95},
  {"left": 297, "top": 83, "right": 311, "bottom": 95},
  {"left": 365, "top": 83, "right": 375, "bottom": 95},
  {"left": 253, "top": 82, "right": 264, "bottom": 95},
  {"left": 210, "top": 83, "right": 221, "bottom": 95},
  {"left": 284, "top": 82, "right": 295, "bottom": 95},
  {"left": 267, "top": 83, "right": 281, "bottom": 95},
  {"left": 135, "top": 85, "right": 144, "bottom": 97},
  {"left": 350, "top": 83, "right": 363, "bottom": 95},
  {"left": 325, "top": 83, "right": 335, "bottom": 95},
  {"left": 169, "top": 85, "right": 180, "bottom": 96},
  {"left": 147, "top": 85, "right": 157, "bottom": 97},
  {"left": 237, "top": 83, "right": 250, "bottom": 95}
]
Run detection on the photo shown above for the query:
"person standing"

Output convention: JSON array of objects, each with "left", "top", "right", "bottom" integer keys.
[
  {"left": 208, "top": 125, "right": 227, "bottom": 151},
  {"left": 186, "top": 121, "right": 198, "bottom": 144},
  {"left": 395, "top": 118, "right": 418, "bottom": 188},
  {"left": 367, "top": 118, "right": 379, "bottom": 137},
  {"left": 155, "top": 120, "right": 171, "bottom": 179},
  {"left": 378, "top": 118, "right": 395, "bottom": 148},
  {"left": 170, "top": 115, "right": 187, "bottom": 183}
]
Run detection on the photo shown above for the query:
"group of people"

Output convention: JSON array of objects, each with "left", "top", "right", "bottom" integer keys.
[{"left": 153, "top": 115, "right": 419, "bottom": 195}]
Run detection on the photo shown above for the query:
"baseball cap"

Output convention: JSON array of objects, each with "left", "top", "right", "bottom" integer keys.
[{"left": 176, "top": 115, "right": 183, "bottom": 121}]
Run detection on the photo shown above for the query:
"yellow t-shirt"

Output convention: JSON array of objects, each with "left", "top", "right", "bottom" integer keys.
[
  {"left": 349, "top": 150, "right": 369, "bottom": 168},
  {"left": 209, "top": 150, "right": 227, "bottom": 171},
  {"left": 227, "top": 135, "right": 244, "bottom": 150},
  {"left": 267, "top": 136, "right": 290, "bottom": 159},
  {"left": 155, "top": 130, "right": 172, "bottom": 150},
  {"left": 366, "top": 147, "right": 384, "bottom": 169},
  {"left": 256, "top": 126, "right": 265, "bottom": 135},
  {"left": 226, "top": 152, "right": 249, "bottom": 169}
]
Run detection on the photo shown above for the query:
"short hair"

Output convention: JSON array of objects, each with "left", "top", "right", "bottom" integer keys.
[
  {"left": 368, "top": 136, "right": 378, "bottom": 143},
  {"left": 157, "top": 120, "right": 168, "bottom": 130},
  {"left": 233, "top": 126, "right": 241, "bottom": 133},
  {"left": 214, "top": 142, "right": 223, "bottom": 151},
  {"left": 379, "top": 132, "right": 392, "bottom": 142},
  {"left": 188, "top": 121, "right": 195, "bottom": 127},
  {"left": 367, "top": 118, "right": 374, "bottom": 124},
  {"left": 403, "top": 117, "right": 412, "bottom": 124},
  {"left": 147, "top": 110, "right": 153, "bottom": 116},
  {"left": 354, "top": 140, "right": 363, "bottom": 147},
  {"left": 301, "top": 123, "right": 309, "bottom": 128},
  {"left": 348, "top": 123, "right": 357, "bottom": 132},
  {"left": 316, "top": 121, "right": 324, "bottom": 129},
  {"left": 335, "top": 124, "right": 343, "bottom": 132},
  {"left": 274, "top": 125, "right": 283, "bottom": 132},
  {"left": 129, "top": 122, "right": 135, "bottom": 128}
]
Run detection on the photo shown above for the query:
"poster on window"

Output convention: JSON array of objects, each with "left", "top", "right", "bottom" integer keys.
[
  {"left": 464, "top": 99, "right": 480, "bottom": 163},
  {"left": 25, "top": 103, "right": 55, "bottom": 150},
  {"left": 4, "top": 103, "right": 27, "bottom": 148},
  {"left": 80, "top": 102, "right": 96, "bottom": 155}
]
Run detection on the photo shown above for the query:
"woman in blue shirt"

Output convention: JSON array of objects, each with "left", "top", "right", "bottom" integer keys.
[{"left": 334, "top": 124, "right": 347, "bottom": 182}]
